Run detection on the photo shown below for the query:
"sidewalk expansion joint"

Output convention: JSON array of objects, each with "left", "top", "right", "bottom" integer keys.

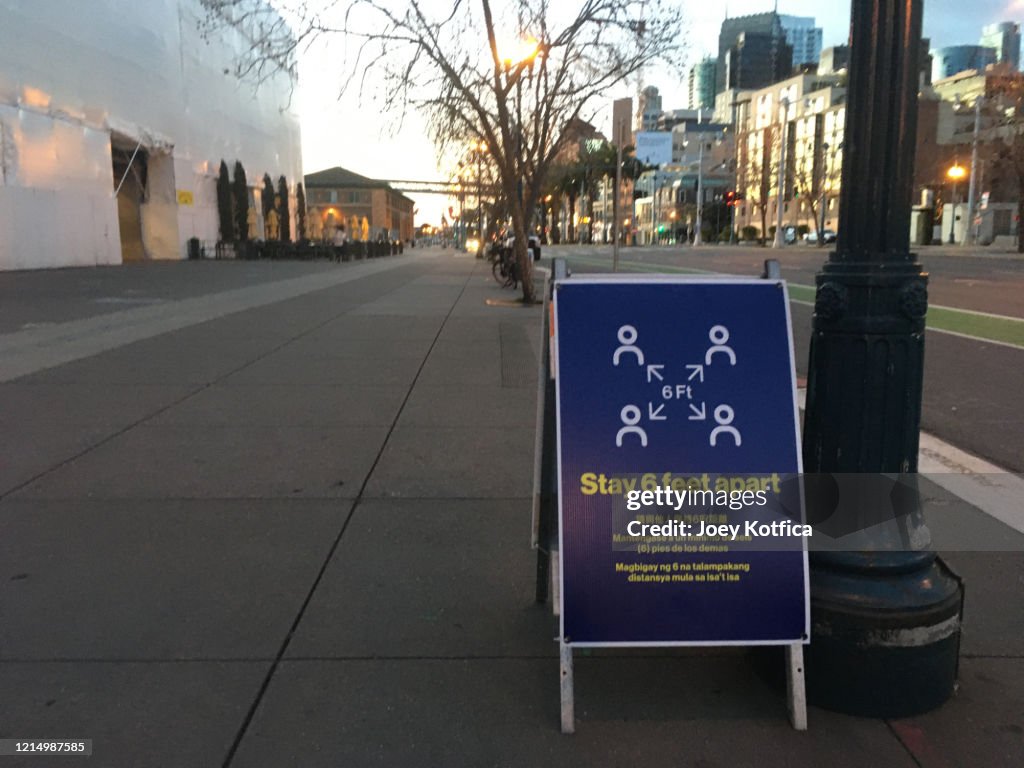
[{"left": 219, "top": 259, "right": 480, "bottom": 768}]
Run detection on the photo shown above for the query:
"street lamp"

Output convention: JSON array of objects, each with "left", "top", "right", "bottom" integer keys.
[
  {"left": 802, "top": 0, "right": 962, "bottom": 718},
  {"left": 964, "top": 95, "right": 984, "bottom": 246},
  {"left": 818, "top": 142, "right": 830, "bottom": 245},
  {"left": 501, "top": 37, "right": 543, "bottom": 260},
  {"left": 613, "top": 117, "right": 626, "bottom": 270},
  {"left": 947, "top": 162, "right": 966, "bottom": 244},
  {"left": 694, "top": 133, "right": 706, "bottom": 246},
  {"left": 773, "top": 96, "right": 791, "bottom": 248},
  {"left": 502, "top": 38, "right": 542, "bottom": 170},
  {"left": 649, "top": 169, "right": 659, "bottom": 245}
]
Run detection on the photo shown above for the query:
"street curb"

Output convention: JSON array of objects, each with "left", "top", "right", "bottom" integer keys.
[{"left": 796, "top": 389, "right": 1024, "bottom": 536}]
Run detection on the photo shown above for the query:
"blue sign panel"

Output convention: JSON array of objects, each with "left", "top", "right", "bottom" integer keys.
[{"left": 554, "top": 277, "right": 809, "bottom": 646}]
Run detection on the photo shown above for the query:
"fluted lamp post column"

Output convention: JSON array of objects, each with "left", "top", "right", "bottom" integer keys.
[{"left": 801, "top": 0, "right": 963, "bottom": 717}]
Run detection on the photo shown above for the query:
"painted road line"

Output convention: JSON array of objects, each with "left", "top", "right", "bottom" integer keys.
[{"left": 564, "top": 254, "right": 1024, "bottom": 350}]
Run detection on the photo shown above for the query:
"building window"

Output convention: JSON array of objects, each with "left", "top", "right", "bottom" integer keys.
[{"left": 329, "top": 190, "right": 338, "bottom": 203}]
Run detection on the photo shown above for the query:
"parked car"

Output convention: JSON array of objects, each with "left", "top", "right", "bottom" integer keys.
[{"left": 804, "top": 229, "right": 837, "bottom": 244}]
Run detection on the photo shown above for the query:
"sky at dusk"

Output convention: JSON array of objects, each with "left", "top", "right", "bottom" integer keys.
[{"left": 294, "top": 1, "right": 1024, "bottom": 226}]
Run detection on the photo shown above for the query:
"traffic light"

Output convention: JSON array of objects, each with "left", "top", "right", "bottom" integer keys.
[{"left": 725, "top": 190, "right": 736, "bottom": 207}]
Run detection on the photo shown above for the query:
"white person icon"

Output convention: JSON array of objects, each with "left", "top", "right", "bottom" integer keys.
[{"left": 612, "top": 325, "right": 644, "bottom": 366}]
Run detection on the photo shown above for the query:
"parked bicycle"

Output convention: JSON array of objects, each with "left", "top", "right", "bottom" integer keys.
[
  {"left": 490, "top": 239, "right": 520, "bottom": 288},
  {"left": 489, "top": 234, "right": 541, "bottom": 290}
]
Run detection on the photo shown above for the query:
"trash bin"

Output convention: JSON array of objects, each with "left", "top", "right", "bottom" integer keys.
[{"left": 187, "top": 237, "right": 202, "bottom": 260}]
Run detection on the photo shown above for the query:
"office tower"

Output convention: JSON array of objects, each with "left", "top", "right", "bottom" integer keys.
[
  {"left": 779, "top": 15, "right": 824, "bottom": 68},
  {"left": 932, "top": 45, "right": 998, "bottom": 82},
  {"left": 688, "top": 58, "right": 717, "bottom": 110},
  {"left": 716, "top": 12, "right": 793, "bottom": 93},
  {"left": 980, "top": 22, "right": 1021, "bottom": 70},
  {"left": 636, "top": 85, "right": 663, "bottom": 132}
]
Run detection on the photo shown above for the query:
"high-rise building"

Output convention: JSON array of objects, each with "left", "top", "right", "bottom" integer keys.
[
  {"left": 733, "top": 72, "right": 847, "bottom": 241},
  {"left": 612, "top": 97, "right": 633, "bottom": 147},
  {"left": 779, "top": 15, "right": 823, "bottom": 67},
  {"left": 716, "top": 13, "right": 793, "bottom": 94},
  {"left": 725, "top": 31, "right": 793, "bottom": 93},
  {"left": 688, "top": 58, "right": 717, "bottom": 110},
  {"left": 980, "top": 22, "right": 1022, "bottom": 70},
  {"left": 932, "top": 45, "right": 998, "bottom": 82},
  {"left": 636, "top": 86, "right": 663, "bottom": 132}
]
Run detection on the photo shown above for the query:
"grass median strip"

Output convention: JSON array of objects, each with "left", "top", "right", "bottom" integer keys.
[{"left": 564, "top": 254, "right": 1024, "bottom": 350}]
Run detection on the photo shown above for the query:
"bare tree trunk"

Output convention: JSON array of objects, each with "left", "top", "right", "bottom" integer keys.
[
  {"left": 807, "top": 201, "right": 821, "bottom": 246},
  {"left": 510, "top": 201, "right": 536, "bottom": 303}
]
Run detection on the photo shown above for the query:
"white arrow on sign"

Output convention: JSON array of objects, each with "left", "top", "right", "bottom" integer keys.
[
  {"left": 649, "top": 403, "right": 667, "bottom": 421},
  {"left": 688, "top": 402, "right": 707, "bottom": 421},
  {"left": 647, "top": 365, "right": 665, "bottom": 382},
  {"left": 687, "top": 364, "right": 704, "bottom": 382}
]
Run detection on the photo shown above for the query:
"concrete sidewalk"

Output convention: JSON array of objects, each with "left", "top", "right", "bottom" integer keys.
[{"left": 0, "top": 251, "right": 1021, "bottom": 767}]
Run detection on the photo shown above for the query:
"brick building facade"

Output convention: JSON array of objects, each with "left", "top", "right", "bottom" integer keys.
[{"left": 304, "top": 167, "right": 415, "bottom": 241}]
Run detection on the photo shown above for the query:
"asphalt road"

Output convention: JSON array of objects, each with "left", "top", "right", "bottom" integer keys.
[{"left": 546, "top": 244, "right": 1024, "bottom": 473}]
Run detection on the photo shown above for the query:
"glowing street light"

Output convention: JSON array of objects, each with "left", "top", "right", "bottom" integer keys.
[
  {"left": 947, "top": 163, "right": 966, "bottom": 243},
  {"left": 502, "top": 37, "right": 541, "bottom": 70}
]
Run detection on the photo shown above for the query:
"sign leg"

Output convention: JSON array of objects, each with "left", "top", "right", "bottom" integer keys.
[
  {"left": 551, "top": 553, "right": 560, "bottom": 617},
  {"left": 560, "top": 641, "right": 575, "bottom": 734},
  {"left": 535, "top": 548, "right": 550, "bottom": 604},
  {"left": 785, "top": 643, "right": 808, "bottom": 730}
]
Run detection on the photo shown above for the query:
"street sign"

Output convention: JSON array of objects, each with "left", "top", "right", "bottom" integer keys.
[
  {"left": 635, "top": 131, "right": 673, "bottom": 166},
  {"left": 554, "top": 276, "right": 809, "bottom": 647}
]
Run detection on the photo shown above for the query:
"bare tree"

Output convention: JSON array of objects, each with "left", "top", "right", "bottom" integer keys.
[
  {"left": 984, "top": 77, "right": 1024, "bottom": 252},
  {"left": 202, "top": 0, "right": 684, "bottom": 301},
  {"left": 792, "top": 147, "right": 821, "bottom": 245},
  {"left": 738, "top": 125, "right": 779, "bottom": 245}
]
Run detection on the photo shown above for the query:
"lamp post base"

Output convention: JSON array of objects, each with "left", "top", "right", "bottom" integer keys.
[{"left": 806, "top": 554, "right": 963, "bottom": 717}]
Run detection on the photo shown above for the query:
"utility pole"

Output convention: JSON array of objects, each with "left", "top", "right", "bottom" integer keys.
[
  {"left": 650, "top": 170, "right": 658, "bottom": 245},
  {"left": 819, "top": 142, "right": 830, "bottom": 246},
  {"left": 964, "top": 96, "right": 983, "bottom": 246},
  {"left": 773, "top": 97, "right": 790, "bottom": 248},
  {"left": 802, "top": 0, "right": 963, "bottom": 717},
  {"left": 694, "top": 132, "right": 705, "bottom": 246},
  {"left": 613, "top": 118, "right": 623, "bottom": 271}
]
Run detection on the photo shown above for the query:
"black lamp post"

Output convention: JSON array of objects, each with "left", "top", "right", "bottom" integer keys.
[{"left": 802, "top": 0, "right": 963, "bottom": 717}]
